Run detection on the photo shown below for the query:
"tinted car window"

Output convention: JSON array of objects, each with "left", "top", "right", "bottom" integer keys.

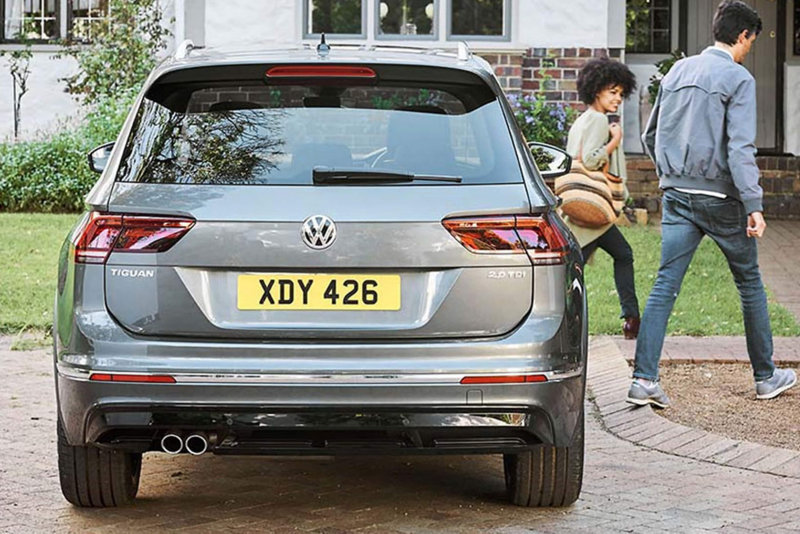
[{"left": 116, "top": 81, "right": 522, "bottom": 185}]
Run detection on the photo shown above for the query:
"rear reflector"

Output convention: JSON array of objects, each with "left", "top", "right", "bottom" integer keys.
[
  {"left": 266, "top": 65, "right": 377, "bottom": 78},
  {"left": 90, "top": 373, "right": 177, "bottom": 384},
  {"left": 460, "top": 374, "right": 548, "bottom": 384},
  {"left": 72, "top": 212, "right": 195, "bottom": 264},
  {"left": 442, "top": 214, "right": 569, "bottom": 265}
]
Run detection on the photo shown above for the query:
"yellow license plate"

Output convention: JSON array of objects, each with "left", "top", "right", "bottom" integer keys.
[{"left": 237, "top": 274, "right": 401, "bottom": 311}]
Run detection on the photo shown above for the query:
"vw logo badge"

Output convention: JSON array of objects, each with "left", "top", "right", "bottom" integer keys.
[{"left": 301, "top": 215, "right": 337, "bottom": 250}]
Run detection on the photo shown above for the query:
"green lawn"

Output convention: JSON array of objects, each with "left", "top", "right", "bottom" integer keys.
[
  {"left": 586, "top": 225, "right": 800, "bottom": 336},
  {"left": 0, "top": 213, "right": 80, "bottom": 334},
  {"left": 0, "top": 214, "right": 798, "bottom": 337}
]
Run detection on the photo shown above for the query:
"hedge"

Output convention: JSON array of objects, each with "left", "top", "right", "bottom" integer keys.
[{"left": 0, "top": 95, "right": 133, "bottom": 212}]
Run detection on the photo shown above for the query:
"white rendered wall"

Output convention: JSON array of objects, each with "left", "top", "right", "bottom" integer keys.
[
  {"left": 0, "top": 53, "right": 80, "bottom": 141},
  {"left": 200, "top": 1, "right": 615, "bottom": 51},
  {"left": 204, "top": 0, "right": 298, "bottom": 48},
  {"left": 0, "top": 0, "right": 176, "bottom": 141},
  {"left": 517, "top": 0, "right": 609, "bottom": 48}
]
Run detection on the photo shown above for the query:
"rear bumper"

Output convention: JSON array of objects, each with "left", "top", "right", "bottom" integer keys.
[
  {"left": 55, "top": 250, "right": 587, "bottom": 455},
  {"left": 56, "top": 370, "right": 585, "bottom": 453}
]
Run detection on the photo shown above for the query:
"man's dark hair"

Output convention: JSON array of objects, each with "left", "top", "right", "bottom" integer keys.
[
  {"left": 713, "top": 0, "right": 762, "bottom": 45},
  {"left": 576, "top": 58, "right": 637, "bottom": 105}
]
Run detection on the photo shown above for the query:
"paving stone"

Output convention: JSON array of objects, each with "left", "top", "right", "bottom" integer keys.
[
  {"left": 772, "top": 457, "right": 800, "bottom": 478},
  {"left": 654, "top": 429, "right": 709, "bottom": 454},
  {"left": 725, "top": 445, "right": 784, "bottom": 469},
  {"left": 671, "top": 433, "right": 731, "bottom": 457},
  {"left": 638, "top": 424, "right": 695, "bottom": 448},
  {"left": 708, "top": 441, "right": 765, "bottom": 465}
]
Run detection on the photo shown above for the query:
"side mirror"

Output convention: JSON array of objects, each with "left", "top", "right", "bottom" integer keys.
[
  {"left": 87, "top": 142, "right": 115, "bottom": 174},
  {"left": 528, "top": 142, "right": 572, "bottom": 179}
]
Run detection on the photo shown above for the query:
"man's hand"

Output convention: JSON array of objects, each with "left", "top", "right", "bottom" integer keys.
[{"left": 747, "top": 211, "right": 767, "bottom": 238}]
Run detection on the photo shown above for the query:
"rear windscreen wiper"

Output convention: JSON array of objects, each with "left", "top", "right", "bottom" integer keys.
[{"left": 312, "top": 166, "right": 462, "bottom": 185}]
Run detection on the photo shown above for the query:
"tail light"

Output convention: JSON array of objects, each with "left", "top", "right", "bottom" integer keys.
[
  {"left": 72, "top": 212, "right": 195, "bottom": 264},
  {"left": 442, "top": 214, "right": 569, "bottom": 265}
]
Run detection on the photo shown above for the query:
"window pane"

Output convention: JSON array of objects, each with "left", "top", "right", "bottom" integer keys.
[
  {"left": 5, "top": 0, "right": 57, "bottom": 40},
  {"left": 795, "top": 2, "right": 800, "bottom": 55},
  {"left": 72, "top": 0, "right": 111, "bottom": 42},
  {"left": 626, "top": 0, "right": 670, "bottom": 53},
  {"left": 308, "top": 0, "right": 363, "bottom": 35},
  {"left": 379, "top": 0, "right": 435, "bottom": 36},
  {"left": 119, "top": 81, "right": 521, "bottom": 186},
  {"left": 653, "top": 8, "right": 669, "bottom": 31},
  {"left": 652, "top": 30, "right": 670, "bottom": 53},
  {"left": 451, "top": 0, "right": 504, "bottom": 36}
]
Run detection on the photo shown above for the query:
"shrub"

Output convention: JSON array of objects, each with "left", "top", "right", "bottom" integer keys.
[
  {"left": 507, "top": 93, "right": 575, "bottom": 148},
  {"left": 57, "top": 0, "right": 169, "bottom": 105},
  {"left": 648, "top": 50, "right": 685, "bottom": 105},
  {"left": 0, "top": 93, "right": 135, "bottom": 212},
  {"left": 507, "top": 93, "right": 576, "bottom": 168}
]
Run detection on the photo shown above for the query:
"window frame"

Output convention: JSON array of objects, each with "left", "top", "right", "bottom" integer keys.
[
  {"left": 446, "top": 0, "right": 511, "bottom": 43},
  {"left": 0, "top": 0, "right": 62, "bottom": 43},
  {"left": 302, "top": 0, "right": 368, "bottom": 40},
  {"left": 67, "top": 0, "right": 111, "bottom": 44},
  {"left": 374, "top": 0, "right": 439, "bottom": 41},
  {"left": 625, "top": 0, "right": 672, "bottom": 55}
]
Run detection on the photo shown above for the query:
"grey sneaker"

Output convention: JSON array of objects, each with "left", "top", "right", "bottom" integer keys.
[
  {"left": 755, "top": 368, "right": 797, "bottom": 400},
  {"left": 626, "top": 380, "right": 671, "bottom": 409}
]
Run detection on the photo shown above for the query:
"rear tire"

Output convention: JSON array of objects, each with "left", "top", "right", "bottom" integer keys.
[
  {"left": 57, "top": 418, "right": 142, "bottom": 507},
  {"left": 503, "top": 409, "right": 584, "bottom": 507}
]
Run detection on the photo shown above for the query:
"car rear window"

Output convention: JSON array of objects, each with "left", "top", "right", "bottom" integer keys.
[{"left": 116, "top": 66, "right": 523, "bottom": 186}]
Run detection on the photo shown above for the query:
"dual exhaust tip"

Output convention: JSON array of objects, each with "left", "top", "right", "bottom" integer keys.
[{"left": 160, "top": 432, "right": 209, "bottom": 455}]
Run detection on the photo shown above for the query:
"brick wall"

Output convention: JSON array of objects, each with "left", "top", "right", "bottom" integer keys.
[
  {"left": 626, "top": 155, "right": 800, "bottom": 220},
  {"left": 480, "top": 47, "right": 623, "bottom": 110},
  {"left": 758, "top": 156, "right": 800, "bottom": 220}
]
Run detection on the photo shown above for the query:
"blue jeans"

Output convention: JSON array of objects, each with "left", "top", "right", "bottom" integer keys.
[{"left": 633, "top": 189, "right": 775, "bottom": 381}]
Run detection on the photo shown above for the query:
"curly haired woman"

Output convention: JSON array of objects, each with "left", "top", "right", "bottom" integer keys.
[{"left": 565, "top": 57, "right": 640, "bottom": 339}]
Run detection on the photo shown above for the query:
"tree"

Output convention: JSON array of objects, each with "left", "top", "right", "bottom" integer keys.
[
  {"left": 1, "top": 44, "right": 33, "bottom": 140},
  {"left": 57, "top": 0, "right": 170, "bottom": 105}
]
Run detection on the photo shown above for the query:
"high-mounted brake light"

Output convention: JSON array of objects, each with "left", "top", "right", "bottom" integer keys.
[
  {"left": 460, "top": 374, "right": 548, "bottom": 385},
  {"left": 266, "top": 65, "right": 377, "bottom": 78},
  {"left": 442, "top": 214, "right": 569, "bottom": 265},
  {"left": 90, "top": 373, "right": 176, "bottom": 384},
  {"left": 71, "top": 212, "right": 195, "bottom": 264}
]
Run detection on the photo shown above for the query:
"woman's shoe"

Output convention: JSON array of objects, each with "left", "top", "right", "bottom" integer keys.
[{"left": 623, "top": 317, "right": 640, "bottom": 340}]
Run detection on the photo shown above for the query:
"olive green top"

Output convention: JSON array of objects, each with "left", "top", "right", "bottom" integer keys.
[{"left": 562, "top": 108, "right": 628, "bottom": 248}]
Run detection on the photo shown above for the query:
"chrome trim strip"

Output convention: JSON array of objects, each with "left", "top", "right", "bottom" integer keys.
[{"left": 57, "top": 363, "right": 583, "bottom": 384}]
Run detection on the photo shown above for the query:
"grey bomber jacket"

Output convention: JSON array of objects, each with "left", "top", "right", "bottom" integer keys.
[{"left": 642, "top": 47, "right": 763, "bottom": 214}]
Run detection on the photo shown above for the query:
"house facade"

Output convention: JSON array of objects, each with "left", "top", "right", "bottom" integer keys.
[{"left": 1, "top": 0, "right": 798, "bottom": 216}]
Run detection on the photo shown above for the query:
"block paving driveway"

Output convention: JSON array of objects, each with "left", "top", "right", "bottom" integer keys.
[{"left": 2, "top": 337, "right": 800, "bottom": 533}]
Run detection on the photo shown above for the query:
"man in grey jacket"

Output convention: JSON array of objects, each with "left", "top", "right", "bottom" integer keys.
[{"left": 627, "top": 0, "right": 796, "bottom": 408}]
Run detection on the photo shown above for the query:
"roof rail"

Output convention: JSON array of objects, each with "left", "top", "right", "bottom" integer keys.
[
  {"left": 457, "top": 41, "right": 472, "bottom": 61},
  {"left": 174, "top": 39, "right": 194, "bottom": 60}
]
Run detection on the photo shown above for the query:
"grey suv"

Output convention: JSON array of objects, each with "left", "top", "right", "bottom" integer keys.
[{"left": 54, "top": 40, "right": 586, "bottom": 508}]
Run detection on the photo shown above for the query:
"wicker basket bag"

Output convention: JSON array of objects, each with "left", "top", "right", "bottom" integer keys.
[{"left": 554, "top": 160, "right": 625, "bottom": 228}]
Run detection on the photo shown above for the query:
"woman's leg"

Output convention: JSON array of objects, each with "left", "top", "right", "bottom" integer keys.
[{"left": 593, "top": 226, "right": 640, "bottom": 319}]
